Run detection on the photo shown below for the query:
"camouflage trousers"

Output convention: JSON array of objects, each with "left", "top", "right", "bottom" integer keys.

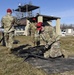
[
  {"left": 35, "top": 32, "right": 40, "bottom": 46},
  {"left": 4, "top": 31, "right": 14, "bottom": 49},
  {"left": 44, "top": 41, "right": 62, "bottom": 58},
  {"left": 31, "top": 31, "right": 47, "bottom": 46}
]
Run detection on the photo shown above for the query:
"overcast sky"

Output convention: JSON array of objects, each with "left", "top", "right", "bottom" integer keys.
[{"left": 0, "top": 0, "right": 74, "bottom": 26}]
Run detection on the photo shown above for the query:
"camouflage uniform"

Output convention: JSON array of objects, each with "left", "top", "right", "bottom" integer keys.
[
  {"left": 35, "top": 22, "right": 43, "bottom": 46},
  {"left": 29, "top": 22, "right": 37, "bottom": 46},
  {"left": 1, "top": 13, "right": 17, "bottom": 51},
  {"left": 35, "top": 30, "right": 41, "bottom": 46},
  {"left": 42, "top": 25, "right": 62, "bottom": 58}
]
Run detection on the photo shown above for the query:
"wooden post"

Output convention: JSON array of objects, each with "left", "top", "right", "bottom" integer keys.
[{"left": 56, "top": 19, "right": 61, "bottom": 35}]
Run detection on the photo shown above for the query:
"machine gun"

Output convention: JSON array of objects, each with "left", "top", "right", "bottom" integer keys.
[
  {"left": 0, "top": 29, "right": 6, "bottom": 46},
  {"left": 17, "top": 36, "right": 60, "bottom": 61},
  {"left": 0, "top": 34, "right": 4, "bottom": 43},
  {"left": 17, "top": 45, "right": 48, "bottom": 60},
  {"left": 17, "top": 42, "right": 54, "bottom": 61}
]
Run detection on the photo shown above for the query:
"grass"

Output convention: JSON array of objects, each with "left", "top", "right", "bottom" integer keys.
[
  {"left": 0, "top": 35, "right": 74, "bottom": 75},
  {"left": 60, "top": 36, "right": 74, "bottom": 56},
  {"left": 0, "top": 35, "right": 48, "bottom": 75},
  {"left": 0, "top": 46, "right": 48, "bottom": 75}
]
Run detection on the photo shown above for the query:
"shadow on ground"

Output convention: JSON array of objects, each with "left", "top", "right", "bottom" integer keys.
[
  {"left": 12, "top": 45, "right": 74, "bottom": 74},
  {"left": 26, "top": 57, "right": 74, "bottom": 74}
]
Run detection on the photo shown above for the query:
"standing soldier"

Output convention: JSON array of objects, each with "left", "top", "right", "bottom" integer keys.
[
  {"left": 1, "top": 8, "right": 18, "bottom": 53},
  {"left": 29, "top": 17, "right": 37, "bottom": 46},
  {"left": 35, "top": 22, "right": 43, "bottom": 46}
]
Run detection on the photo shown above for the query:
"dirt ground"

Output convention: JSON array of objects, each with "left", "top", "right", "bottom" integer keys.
[{"left": 0, "top": 35, "right": 74, "bottom": 75}]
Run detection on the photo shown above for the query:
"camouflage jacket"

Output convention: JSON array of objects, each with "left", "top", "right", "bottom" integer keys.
[
  {"left": 1, "top": 14, "right": 18, "bottom": 33},
  {"left": 29, "top": 22, "right": 37, "bottom": 34},
  {"left": 41, "top": 25, "right": 60, "bottom": 42}
]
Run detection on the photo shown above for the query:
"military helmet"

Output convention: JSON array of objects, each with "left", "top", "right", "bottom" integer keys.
[{"left": 7, "top": 8, "right": 12, "bottom": 13}]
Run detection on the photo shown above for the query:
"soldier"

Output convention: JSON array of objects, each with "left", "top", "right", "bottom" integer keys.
[
  {"left": 1, "top": 8, "right": 18, "bottom": 53},
  {"left": 35, "top": 22, "right": 47, "bottom": 46},
  {"left": 41, "top": 23, "right": 63, "bottom": 58},
  {"left": 35, "top": 22, "right": 43, "bottom": 46},
  {"left": 29, "top": 17, "right": 37, "bottom": 46}
]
